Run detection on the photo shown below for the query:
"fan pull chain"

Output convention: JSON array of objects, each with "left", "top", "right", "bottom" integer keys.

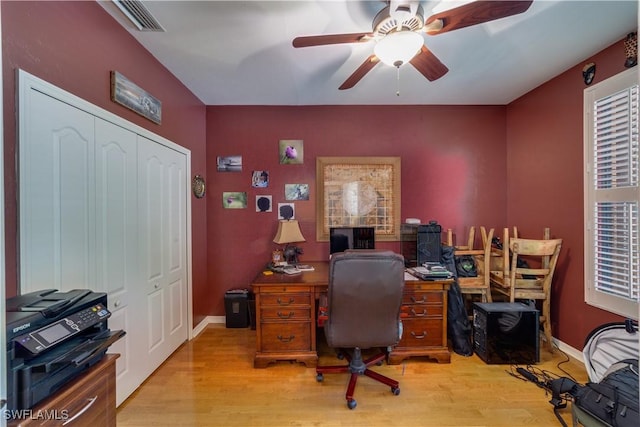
[{"left": 396, "top": 65, "right": 400, "bottom": 96}]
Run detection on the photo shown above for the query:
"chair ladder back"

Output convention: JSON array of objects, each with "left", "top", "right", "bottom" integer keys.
[{"left": 446, "top": 226, "right": 476, "bottom": 250}]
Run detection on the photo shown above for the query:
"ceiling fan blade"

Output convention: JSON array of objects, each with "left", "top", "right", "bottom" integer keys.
[
  {"left": 292, "top": 32, "right": 374, "bottom": 48},
  {"left": 339, "top": 55, "right": 380, "bottom": 90},
  {"left": 425, "top": 1, "right": 533, "bottom": 35},
  {"left": 409, "top": 46, "right": 449, "bottom": 81}
]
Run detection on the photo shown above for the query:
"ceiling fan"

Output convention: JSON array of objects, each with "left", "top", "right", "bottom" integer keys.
[{"left": 292, "top": 0, "right": 533, "bottom": 90}]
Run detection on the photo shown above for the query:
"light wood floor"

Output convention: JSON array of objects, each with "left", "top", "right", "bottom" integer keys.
[{"left": 116, "top": 324, "right": 588, "bottom": 427}]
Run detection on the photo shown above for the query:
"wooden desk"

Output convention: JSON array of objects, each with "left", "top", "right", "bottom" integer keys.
[{"left": 251, "top": 261, "right": 451, "bottom": 368}]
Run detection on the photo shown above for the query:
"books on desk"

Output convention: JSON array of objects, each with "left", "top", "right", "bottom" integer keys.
[
  {"left": 267, "top": 263, "right": 314, "bottom": 274},
  {"left": 406, "top": 263, "right": 453, "bottom": 280},
  {"left": 282, "top": 264, "right": 315, "bottom": 275}
]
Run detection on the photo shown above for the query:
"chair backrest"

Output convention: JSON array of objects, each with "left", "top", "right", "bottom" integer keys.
[
  {"left": 325, "top": 250, "right": 405, "bottom": 349},
  {"left": 508, "top": 238, "right": 562, "bottom": 297}
]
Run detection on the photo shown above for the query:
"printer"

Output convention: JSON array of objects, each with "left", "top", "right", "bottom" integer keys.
[{"left": 5, "top": 289, "right": 125, "bottom": 411}]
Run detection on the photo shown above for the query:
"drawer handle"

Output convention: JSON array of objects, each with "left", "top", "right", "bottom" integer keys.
[
  {"left": 277, "top": 297, "right": 295, "bottom": 306},
  {"left": 410, "top": 308, "right": 428, "bottom": 317},
  {"left": 410, "top": 331, "right": 428, "bottom": 339},
  {"left": 277, "top": 311, "right": 295, "bottom": 319},
  {"left": 62, "top": 396, "right": 97, "bottom": 425},
  {"left": 277, "top": 334, "right": 295, "bottom": 343},
  {"left": 410, "top": 296, "right": 427, "bottom": 303}
]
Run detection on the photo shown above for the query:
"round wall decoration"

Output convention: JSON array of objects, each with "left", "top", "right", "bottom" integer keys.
[{"left": 192, "top": 175, "right": 206, "bottom": 198}]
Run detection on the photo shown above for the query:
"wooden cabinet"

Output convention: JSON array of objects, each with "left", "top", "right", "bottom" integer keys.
[
  {"left": 251, "top": 264, "right": 329, "bottom": 368},
  {"left": 251, "top": 262, "right": 451, "bottom": 368},
  {"left": 257, "top": 286, "right": 314, "bottom": 360},
  {"left": 389, "top": 281, "right": 451, "bottom": 364},
  {"left": 9, "top": 354, "right": 118, "bottom": 427}
]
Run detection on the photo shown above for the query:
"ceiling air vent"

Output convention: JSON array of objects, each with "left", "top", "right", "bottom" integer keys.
[{"left": 112, "top": 0, "right": 165, "bottom": 32}]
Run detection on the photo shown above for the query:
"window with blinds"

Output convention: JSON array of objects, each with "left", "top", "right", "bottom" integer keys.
[{"left": 584, "top": 68, "right": 639, "bottom": 319}]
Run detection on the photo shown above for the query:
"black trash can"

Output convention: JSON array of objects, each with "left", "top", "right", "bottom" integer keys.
[{"left": 224, "top": 289, "right": 249, "bottom": 328}]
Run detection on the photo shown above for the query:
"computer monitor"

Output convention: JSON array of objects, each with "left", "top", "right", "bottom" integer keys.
[{"left": 329, "top": 227, "right": 375, "bottom": 255}]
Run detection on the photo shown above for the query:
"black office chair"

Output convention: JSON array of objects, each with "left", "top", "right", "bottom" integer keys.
[{"left": 316, "top": 250, "right": 405, "bottom": 409}]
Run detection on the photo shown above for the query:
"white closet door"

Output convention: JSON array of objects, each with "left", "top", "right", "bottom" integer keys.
[
  {"left": 138, "top": 135, "right": 188, "bottom": 375},
  {"left": 18, "top": 70, "right": 192, "bottom": 408},
  {"left": 19, "top": 90, "right": 95, "bottom": 292},
  {"left": 94, "top": 118, "right": 141, "bottom": 406}
]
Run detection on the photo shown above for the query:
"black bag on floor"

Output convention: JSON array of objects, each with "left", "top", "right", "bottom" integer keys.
[
  {"left": 574, "top": 358, "right": 639, "bottom": 427},
  {"left": 441, "top": 245, "right": 473, "bottom": 356}
]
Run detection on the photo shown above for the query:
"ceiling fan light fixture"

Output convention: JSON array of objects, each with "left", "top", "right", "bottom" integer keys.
[{"left": 374, "top": 31, "right": 423, "bottom": 67}]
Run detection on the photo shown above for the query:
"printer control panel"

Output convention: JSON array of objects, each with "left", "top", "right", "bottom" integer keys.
[{"left": 14, "top": 303, "right": 110, "bottom": 355}]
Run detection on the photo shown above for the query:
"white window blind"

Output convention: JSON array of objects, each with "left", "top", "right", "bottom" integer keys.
[{"left": 585, "top": 68, "right": 640, "bottom": 319}]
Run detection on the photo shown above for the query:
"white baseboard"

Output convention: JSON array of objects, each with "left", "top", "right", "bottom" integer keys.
[
  {"left": 192, "top": 316, "right": 225, "bottom": 338},
  {"left": 553, "top": 337, "right": 584, "bottom": 366}
]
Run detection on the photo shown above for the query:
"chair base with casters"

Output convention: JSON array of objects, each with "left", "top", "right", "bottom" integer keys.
[{"left": 315, "top": 347, "right": 400, "bottom": 410}]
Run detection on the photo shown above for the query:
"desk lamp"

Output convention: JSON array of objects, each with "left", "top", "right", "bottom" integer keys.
[{"left": 273, "top": 219, "right": 306, "bottom": 265}]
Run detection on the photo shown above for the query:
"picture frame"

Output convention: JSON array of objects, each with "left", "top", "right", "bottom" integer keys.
[
  {"left": 256, "top": 195, "right": 272, "bottom": 212},
  {"left": 217, "top": 155, "right": 242, "bottom": 172},
  {"left": 316, "top": 157, "right": 401, "bottom": 242},
  {"left": 285, "top": 184, "right": 309, "bottom": 201},
  {"left": 110, "top": 71, "right": 161, "bottom": 124},
  {"left": 271, "top": 250, "right": 285, "bottom": 266},
  {"left": 223, "top": 192, "right": 247, "bottom": 209},
  {"left": 279, "top": 139, "right": 304, "bottom": 164}
]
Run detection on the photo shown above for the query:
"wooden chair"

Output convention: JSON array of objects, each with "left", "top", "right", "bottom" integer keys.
[
  {"left": 446, "top": 226, "right": 495, "bottom": 304},
  {"left": 489, "top": 227, "right": 552, "bottom": 290},
  {"left": 491, "top": 236, "right": 562, "bottom": 350}
]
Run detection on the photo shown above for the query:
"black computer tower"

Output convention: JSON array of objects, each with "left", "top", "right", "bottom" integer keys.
[
  {"left": 473, "top": 302, "right": 540, "bottom": 364},
  {"left": 417, "top": 221, "right": 442, "bottom": 264},
  {"left": 401, "top": 223, "right": 419, "bottom": 267}
]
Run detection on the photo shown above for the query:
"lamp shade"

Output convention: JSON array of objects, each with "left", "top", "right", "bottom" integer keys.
[
  {"left": 374, "top": 31, "right": 424, "bottom": 67},
  {"left": 273, "top": 220, "right": 306, "bottom": 244}
]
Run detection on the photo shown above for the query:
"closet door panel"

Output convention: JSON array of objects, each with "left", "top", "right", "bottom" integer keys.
[
  {"left": 20, "top": 90, "right": 95, "bottom": 292},
  {"left": 138, "top": 136, "right": 188, "bottom": 369},
  {"left": 165, "top": 154, "right": 187, "bottom": 346},
  {"left": 94, "top": 118, "right": 140, "bottom": 406}
]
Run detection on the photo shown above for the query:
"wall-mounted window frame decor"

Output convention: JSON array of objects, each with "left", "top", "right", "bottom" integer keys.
[
  {"left": 110, "top": 71, "right": 161, "bottom": 124},
  {"left": 316, "top": 157, "right": 401, "bottom": 242}
]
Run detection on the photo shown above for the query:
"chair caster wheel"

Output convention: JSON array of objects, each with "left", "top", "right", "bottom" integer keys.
[
  {"left": 337, "top": 353, "right": 345, "bottom": 360},
  {"left": 392, "top": 387, "right": 400, "bottom": 395},
  {"left": 347, "top": 399, "right": 357, "bottom": 409},
  {"left": 316, "top": 373, "right": 324, "bottom": 382}
]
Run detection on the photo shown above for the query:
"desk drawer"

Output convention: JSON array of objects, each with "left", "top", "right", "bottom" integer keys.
[
  {"left": 260, "top": 322, "right": 311, "bottom": 352},
  {"left": 400, "top": 319, "right": 443, "bottom": 347},
  {"left": 261, "top": 306, "right": 310, "bottom": 320},
  {"left": 402, "top": 291, "right": 443, "bottom": 305},
  {"left": 261, "top": 293, "right": 311, "bottom": 307},
  {"left": 402, "top": 304, "right": 443, "bottom": 318}
]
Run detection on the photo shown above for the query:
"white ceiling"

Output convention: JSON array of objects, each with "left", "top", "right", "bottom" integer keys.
[{"left": 99, "top": 0, "right": 639, "bottom": 106}]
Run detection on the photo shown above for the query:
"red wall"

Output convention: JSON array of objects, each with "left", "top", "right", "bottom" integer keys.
[
  {"left": 206, "top": 105, "right": 507, "bottom": 315},
  {"left": 506, "top": 40, "right": 630, "bottom": 349},
  {"left": 2, "top": 2, "right": 634, "bottom": 349},
  {"left": 1, "top": 1, "right": 211, "bottom": 325}
]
